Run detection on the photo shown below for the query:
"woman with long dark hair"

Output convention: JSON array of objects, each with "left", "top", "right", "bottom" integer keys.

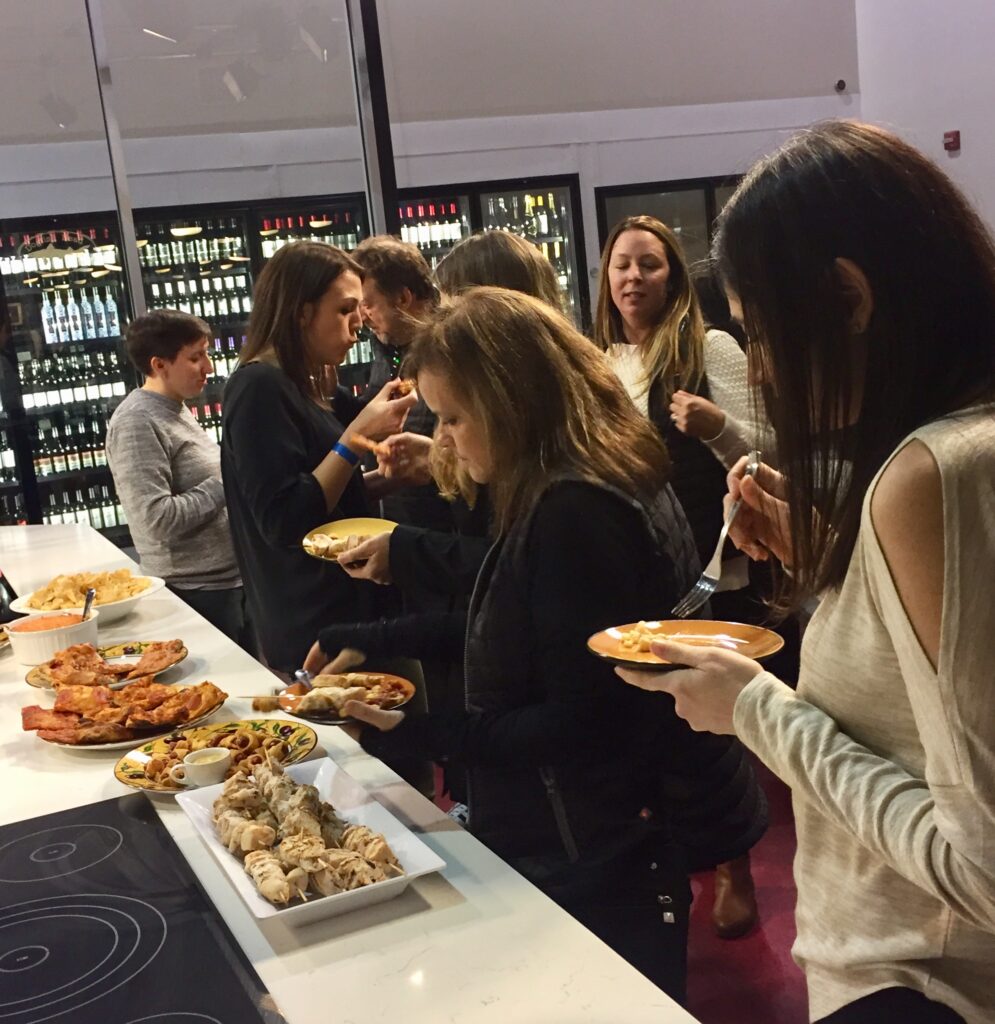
[
  {"left": 220, "top": 242, "right": 415, "bottom": 672},
  {"left": 621, "top": 121, "right": 995, "bottom": 1024}
]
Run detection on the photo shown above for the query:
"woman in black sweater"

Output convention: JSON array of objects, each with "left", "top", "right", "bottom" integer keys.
[
  {"left": 221, "top": 243, "right": 415, "bottom": 672},
  {"left": 332, "top": 288, "right": 766, "bottom": 1003}
]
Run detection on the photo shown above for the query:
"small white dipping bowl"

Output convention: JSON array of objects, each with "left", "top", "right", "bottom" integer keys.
[{"left": 4, "top": 609, "right": 100, "bottom": 666}]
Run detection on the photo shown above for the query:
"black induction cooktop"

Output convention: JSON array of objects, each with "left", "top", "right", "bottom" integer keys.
[{"left": 0, "top": 794, "right": 286, "bottom": 1024}]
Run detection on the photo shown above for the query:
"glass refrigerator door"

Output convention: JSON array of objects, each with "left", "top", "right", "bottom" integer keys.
[
  {"left": 0, "top": 216, "right": 135, "bottom": 537},
  {"left": 477, "top": 185, "right": 582, "bottom": 322},
  {"left": 601, "top": 188, "right": 711, "bottom": 265},
  {"left": 135, "top": 210, "right": 254, "bottom": 435},
  {"left": 397, "top": 195, "right": 472, "bottom": 270}
]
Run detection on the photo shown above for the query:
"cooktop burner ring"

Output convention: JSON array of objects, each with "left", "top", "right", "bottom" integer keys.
[
  {"left": 0, "top": 826, "right": 123, "bottom": 883},
  {"left": 0, "top": 894, "right": 166, "bottom": 1024},
  {"left": 123, "top": 1015, "right": 224, "bottom": 1023}
]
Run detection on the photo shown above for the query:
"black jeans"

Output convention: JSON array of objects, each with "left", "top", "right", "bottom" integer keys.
[
  {"left": 168, "top": 584, "right": 256, "bottom": 657},
  {"left": 536, "top": 837, "right": 691, "bottom": 1006},
  {"left": 816, "top": 988, "right": 966, "bottom": 1024}
]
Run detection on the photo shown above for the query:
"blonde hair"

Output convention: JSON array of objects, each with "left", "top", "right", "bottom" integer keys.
[
  {"left": 436, "top": 231, "right": 564, "bottom": 312},
  {"left": 592, "top": 215, "right": 706, "bottom": 397},
  {"left": 404, "top": 288, "right": 670, "bottom": 534}
]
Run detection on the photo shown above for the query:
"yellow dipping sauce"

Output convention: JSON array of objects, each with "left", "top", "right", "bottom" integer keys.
[{"left": 9, "top": 614, "right": 84, "bottom": 633}]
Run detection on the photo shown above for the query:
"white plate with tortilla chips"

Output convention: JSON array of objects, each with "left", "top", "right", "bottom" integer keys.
[{"left": 10, "top": 573, "right": 165, "bottom": 624}]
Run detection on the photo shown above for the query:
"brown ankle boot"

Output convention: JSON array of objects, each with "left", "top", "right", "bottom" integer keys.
[{"left": 712, "top": 853, "right": 758, "bottom": 939}]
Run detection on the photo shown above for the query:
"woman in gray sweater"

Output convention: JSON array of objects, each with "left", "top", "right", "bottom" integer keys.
[{"left": 107, "top": 309, "right": 253, "bottom": 651}]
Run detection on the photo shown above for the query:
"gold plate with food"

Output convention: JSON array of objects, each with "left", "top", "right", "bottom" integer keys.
[
  {"left": 20, "top": 679, "right": 228, "bottom": 750},
  {"left": 25, "top": 640, "right": 188, "bottom": 690},
  {"left": 278, "top": 671, "right": 415, "bottom": 724},
  {"left": 301, "top": 517, "right": 397, "bottom": 563},
  {"left": 114, "top": 718, "right": 318, "bottom": 794},
  {"left": 587, "top": 619, "right": 784, "bottom": 670},
  {"left": 9, "top": 570, "right": 165, "bottom": 624}
]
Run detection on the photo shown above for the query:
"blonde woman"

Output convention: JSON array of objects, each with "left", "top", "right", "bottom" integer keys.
[
  {"left": 594, "top": 215, "right": 766, "bottom": 937},
  {"left": 328, "top": 288, "right": 767, "bottom": 1003}
]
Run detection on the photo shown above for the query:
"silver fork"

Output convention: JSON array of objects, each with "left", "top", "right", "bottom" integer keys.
[{"left": 671, "top": 450, "right": 761, "bottom": 619}]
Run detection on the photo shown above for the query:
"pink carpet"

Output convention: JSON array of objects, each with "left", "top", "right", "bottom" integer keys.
[{"left": 686, "top": 763, "right": 808, "bottom": 1023}]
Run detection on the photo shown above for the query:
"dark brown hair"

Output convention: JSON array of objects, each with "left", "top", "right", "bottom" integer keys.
[
  {"left": 592, "top": 215, "right": 706, "bottom": 395},
  {"left": 125, "top": 309, "right": 211, "bottom": 375},
  {"left": 353, "top": 236, "right": 436, "bottom": 302},
  {"left": 715, "top": 119, "right": 995, "bottom": 609},
  {"left": 436, "top": 230, "right": 563, "bottom": 311},
  {"left": 404, "top": 287, "right": 670, "bottom": 534},
  {"left": 239, "top": 241, "right": 363, "bottom": 400}
]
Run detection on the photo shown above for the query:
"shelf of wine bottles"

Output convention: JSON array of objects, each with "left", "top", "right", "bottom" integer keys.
[
  {"left": 481, "top": 188, "right": 577, "bottom": 316},
  {"left": 397, "top": 198, "right": 472, "bottom": 268},
  {"left": 41, "top": 479, "right": 128, "bottom": 534},
  {"left": 0, "top": 493, "right": 27, "bottom": 526},
  {"left": 0, "top": 214, "right": 133, "bottom": 540},
  {"left": 17, "top": 345, "right": 129, "bottom": 412},
  {"left": 136, "top": 214, "right": 254, "bottom": 332},
  {"left": 256, "top": 197, "right": 368, "bottom": 264}
]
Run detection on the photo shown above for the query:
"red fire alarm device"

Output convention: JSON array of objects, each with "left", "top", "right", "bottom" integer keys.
[{"left": 944, "top": 130, "right": 961, "bottom": 153}]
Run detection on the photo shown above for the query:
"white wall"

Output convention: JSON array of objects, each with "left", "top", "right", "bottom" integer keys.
[{"left": 856, "top": 0, "right": 995, "bottom": 229}]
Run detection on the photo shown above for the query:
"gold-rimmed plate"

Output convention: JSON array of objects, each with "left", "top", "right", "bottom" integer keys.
[
  {"left": 25, "top": 641, "right": 189, "bottom": 690},
  {"left": 278, "top": 672, "right": 415, "bottom": 724},
  {"left": 113, "top": 718, "right": 318, "bottom": 793},
  {"left": 587, "top": 619, "right": 784, "bottom": 671},
  {"left": 302, "top": 517, "right": 397, "bottom": 563}
]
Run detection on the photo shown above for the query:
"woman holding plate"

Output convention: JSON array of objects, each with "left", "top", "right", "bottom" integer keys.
[
  {"left": 336, "top": 287, "right": 767, "bottom": 1004},
  {"left": 221, "top": 242, "right": 415, "bottom": 673},
  {"left": 619, "top": 122, "right": 995, "bottom": 1024}
]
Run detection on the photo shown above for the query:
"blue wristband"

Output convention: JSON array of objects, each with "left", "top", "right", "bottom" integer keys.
[{"left": 333, "top": 441, "right": 359, "bottom": 467}]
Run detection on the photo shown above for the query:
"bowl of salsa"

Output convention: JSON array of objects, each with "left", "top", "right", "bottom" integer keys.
[{"left": 4, "top": 609, "right": 100, "bottom": 666}]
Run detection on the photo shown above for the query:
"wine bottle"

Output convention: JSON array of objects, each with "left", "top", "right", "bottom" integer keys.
[
  {"left": 104, "top": 288, "right": 120, "bottom": 336},
  {"left": 87, "top": 486, "right": 103, "bottom": 530},
  {"left": 44, "top": 359, "right": 61, "bottom": 408},
  {"left": 547, "top": 194, "right": 562, "bottom": 237},
  {"left": 50, "top": 426, "right": 68, "bottom": 474},
  {"left": 91, "top": 288, "right": 108, "bottom": 338},
  {"left": 41, "top": 292, "right": 59, "bottom": 346},
  {"left": 58, "top": 357, "right": 75, "bottom": 405},
  {"left": 91, "top": 417, "right": 107, "bottom": 467},
  {"left": 53, "top": 291, "right": 70, "bottom": 344},
  {"left": 78, "top": 419, "right": 94, "bottom": 469},
  {"left": 0, "top": 429, "right": 15, "bottom": 480},
  {"left": 72, "top": 488, "right": 89, "bottom": 526},
  {"left": 99, "top": 485, "right": 116, "bottom": 529}
]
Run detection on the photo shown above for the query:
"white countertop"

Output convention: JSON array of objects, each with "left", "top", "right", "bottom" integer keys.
[{"left": 0, "top": 524, "right": 699, "bottom": 1024}]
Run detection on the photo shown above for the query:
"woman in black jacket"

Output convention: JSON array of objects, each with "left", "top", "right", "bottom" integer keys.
[
  {"left": 220, "top": 242, "right": 415, "bottom": 672},
  {"left": 329, "top": 288, "right": 766, "bottom": 1003}
]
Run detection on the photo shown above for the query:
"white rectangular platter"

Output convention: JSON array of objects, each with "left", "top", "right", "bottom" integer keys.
[{"left": 177, "top": 757, "right": 446, "bottom": 926}]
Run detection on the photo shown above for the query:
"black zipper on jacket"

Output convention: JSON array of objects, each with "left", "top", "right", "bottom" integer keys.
[
  {"left": 462, "top": 540, "right": 502, "bottom": 833},
  {"left": 539, "top": 766, "right": 580, "bottom": 864}
]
